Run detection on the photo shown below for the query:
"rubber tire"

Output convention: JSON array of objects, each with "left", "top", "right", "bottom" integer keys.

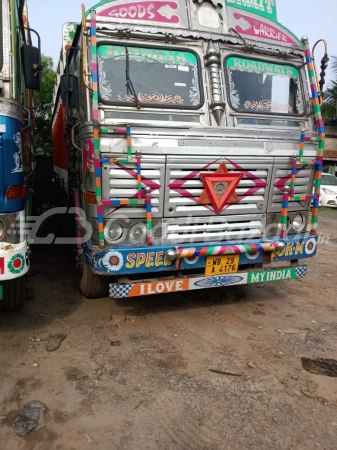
[
  {"left": 1, "top": 275, "right": 26, "bottom": 312},
  {"left": 80, "top": 263, "right": 109, "bottom": 299}
]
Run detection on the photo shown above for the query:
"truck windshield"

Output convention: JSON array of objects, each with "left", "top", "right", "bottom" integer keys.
[
  {"left": 226, "top": 57, "right": 304, "bottom": 115},
  {"left": 97, "top": 44, "right": 202, "bottom": 109}
]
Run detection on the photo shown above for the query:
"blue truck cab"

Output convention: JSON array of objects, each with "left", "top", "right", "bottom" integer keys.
[{"left": 0, "top": 0, "right": 41, "bottom": 311}]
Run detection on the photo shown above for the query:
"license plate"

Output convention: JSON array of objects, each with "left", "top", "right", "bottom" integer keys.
[{"left": 205, "top": 255, "right": 239, "bottom": 276}]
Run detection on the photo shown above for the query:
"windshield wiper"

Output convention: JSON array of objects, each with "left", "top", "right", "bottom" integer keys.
[{"left": 125, "top": 46, "right": 141, "bottom": 110}]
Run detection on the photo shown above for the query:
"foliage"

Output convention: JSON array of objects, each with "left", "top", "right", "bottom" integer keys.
[
  {"left": 330, "top": 55, "right": 337, "bottom": 80},
  {"left": 33, "top": 55, "right": 56, "bottom": 155},
  {"left": 322, "top": 56, "right": 337, "bottom": 126},
  {"left": 322, "top": 83, "right": 337, "bottom": 126}
]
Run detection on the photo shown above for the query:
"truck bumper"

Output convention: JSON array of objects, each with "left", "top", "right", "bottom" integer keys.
[
  {"left": 83, "top": 233, "right": 317, "bottom": 276},
  {"left": 0, "top": 241, "right": 29, "bottom": 281},
  {"left": 109, "top": 264, "right": 307, "bottom": 298}
]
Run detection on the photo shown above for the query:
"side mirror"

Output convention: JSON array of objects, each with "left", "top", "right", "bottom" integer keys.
[
  {"left": 60, "top": 74, "right": 79, "bottom": 109},
  {"left": 21, "top": 44, "right": 42, "bottom": 91}
]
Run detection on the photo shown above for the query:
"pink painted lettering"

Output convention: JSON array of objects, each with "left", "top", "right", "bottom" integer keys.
[
  {"left": 98, "top": 1, "right": 180, "bottom": 24},
  {"left": 233, "top": 12, "right": 297, "bottom": 45},
  {"left": 147, "top": 4, "right": 155, "bottom": 19},
  {"left": 128, "top": 5, "right": 137, "bottom": 17}
]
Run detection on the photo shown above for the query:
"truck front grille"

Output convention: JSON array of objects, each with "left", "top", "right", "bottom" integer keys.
[{"left": 164, "top": 156, "right": 272, "bottom": 217}]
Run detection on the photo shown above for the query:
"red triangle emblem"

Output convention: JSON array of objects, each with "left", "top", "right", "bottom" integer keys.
[{"left": 198, "top": 163, "right": 243, "bottom": 214}]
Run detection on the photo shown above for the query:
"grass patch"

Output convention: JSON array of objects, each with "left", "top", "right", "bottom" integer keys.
[{"left": 319, "top": 206, "right": 337, "bottom": 213}]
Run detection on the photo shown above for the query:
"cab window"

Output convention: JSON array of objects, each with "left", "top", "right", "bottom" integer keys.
[
  {"left": 97, "top": 44, "right": 203, "bottom": 109},
  {"left": 226, "top": 56, "right": 304, "bottom": 115}
]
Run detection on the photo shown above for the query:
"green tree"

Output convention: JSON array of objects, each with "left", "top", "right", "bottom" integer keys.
[
  {"left": 322, "top": 56, "right": 337, "bottom": 126},
  {"left": 33, "top": 54, "right": 56, "bottom": 154}
]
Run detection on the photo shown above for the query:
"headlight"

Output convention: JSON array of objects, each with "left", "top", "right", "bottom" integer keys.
[
  {"left": 129, "top": 223, "right": 146, "bottom": 243},
  {"left": 104, "top": 221, "right": 124, "bottom": 243},
  {"left": 266, "top": 212, "right": 308, "bottom": 236},
  {"left": 292, "top": 214, "right": 305, "bottom": 231},
  {"left": 0, "top": 213, "right": 22, "bottom": 243},
  {"left": 323, "top": 188, "right": 335, "bottom": 195}
]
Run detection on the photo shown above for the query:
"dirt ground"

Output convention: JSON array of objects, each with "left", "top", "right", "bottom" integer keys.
[{"left": 1, "top": 210, "right": 337, "bottom": 450}]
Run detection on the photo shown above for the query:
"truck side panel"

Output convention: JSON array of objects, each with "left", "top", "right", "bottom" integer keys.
[{"left": 0, "top": 116, "right": 25, "bottom": 213}]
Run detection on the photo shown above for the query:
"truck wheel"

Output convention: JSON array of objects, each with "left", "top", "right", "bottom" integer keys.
[
  {"left": 1, "top": 276, "right": 26, "bottom": 312},
  {"left": 80, "top": 263, "right": 109, "bottom": 299}
]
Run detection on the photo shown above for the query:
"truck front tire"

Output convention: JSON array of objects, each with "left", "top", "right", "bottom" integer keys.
[
  {"left": 1, "top": 276, "right": 26, "bottom": 312},
  {"left": 80, "top": 263, "right": 109, "bottom": 299}
]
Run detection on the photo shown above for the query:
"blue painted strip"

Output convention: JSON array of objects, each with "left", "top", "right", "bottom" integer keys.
[
  {"left": 111, "top": 200, "right": 121, "bottom": 206},
  {"left": 193, "top": 248, "right": 202, "bottom": 258},
  {"left": 300, "top": 134, "right": 305, "bottom": 142},
  {"left": 318, "top": 126, "right": 325, "bottom": 135},
  {"left": 97, "top": 213, "right": 103, "bottom": 222},
  {"left": 100, "top": 158, "right": 109, "bottom": 163},
  {"left": 92, "top": 72, "right": 98, "bottom": 83},
  {"left": 91, "top": 28, "right": 96, "bottom": 37},
  {"left": 95, "top": 168, "right": 100, "bottom": 178},
  {"left": 82, "top": 234, "right": 319, "bottom": 276},
  {"left": 312, "top": 91, "right": 318, "bottom": 99}
]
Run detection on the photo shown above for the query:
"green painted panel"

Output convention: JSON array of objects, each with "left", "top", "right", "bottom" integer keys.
[
  {"left": 86, "top": 0, "right": 114, "bottom": 16},
  {"left": 247, "top": 267, "right": 303, "bottom": 284},
  {"left": 227, "top": 57, "right": 299, "bottom": 77},
  {"left": 98, "top": 45, "right": 197, "bottom": 65},
  {"left": 225, "top": 0, "right": 277, "bottom": 22}
]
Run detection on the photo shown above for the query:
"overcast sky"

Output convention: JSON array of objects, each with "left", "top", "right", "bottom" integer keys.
[{"left": 27, "top": 0, "right": 337, "bottom": 84}]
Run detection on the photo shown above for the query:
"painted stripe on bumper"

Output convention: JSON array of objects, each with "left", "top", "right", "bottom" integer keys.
[{"left": 109, "top": 265, "right": 307, "bottom": 299}]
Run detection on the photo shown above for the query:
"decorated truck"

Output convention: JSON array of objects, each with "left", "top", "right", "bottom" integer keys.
[
  {"left": 0, "top": 0, "right": 42, "bottom": 310},
  {"left": 51, "top": 0, "right": 327, "bottom": 299}
]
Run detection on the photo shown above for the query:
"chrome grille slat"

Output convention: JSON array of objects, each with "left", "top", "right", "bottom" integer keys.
[
  {"left": 109, "top": 189, "right": 161, "bottom": 197},
  {"left": 170, "top": 170, "right": 269, "bottom": 177},
  {"left": 174, "top": 204, "right": 262, "bottom": 214},
  {"left": 171, "top": 195, "right": 265, "bottom": 204},
  {"left": 167, "top": 188, "right": 266, "bottom": 196},
  {"left": 169, "top": 220, "right": 263, "bottom": 232},
  {"left": 109, "top": 169, "right": 162, "bottom": 177},
  {"left": 276, "top": 169, "right": 312, "bottom": 176},
  {"left": 165, "top": 215, "right": 266, "bottom": 244},
  {"left": 168, "top": 230, "right": 263, "bottom": 243}
]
